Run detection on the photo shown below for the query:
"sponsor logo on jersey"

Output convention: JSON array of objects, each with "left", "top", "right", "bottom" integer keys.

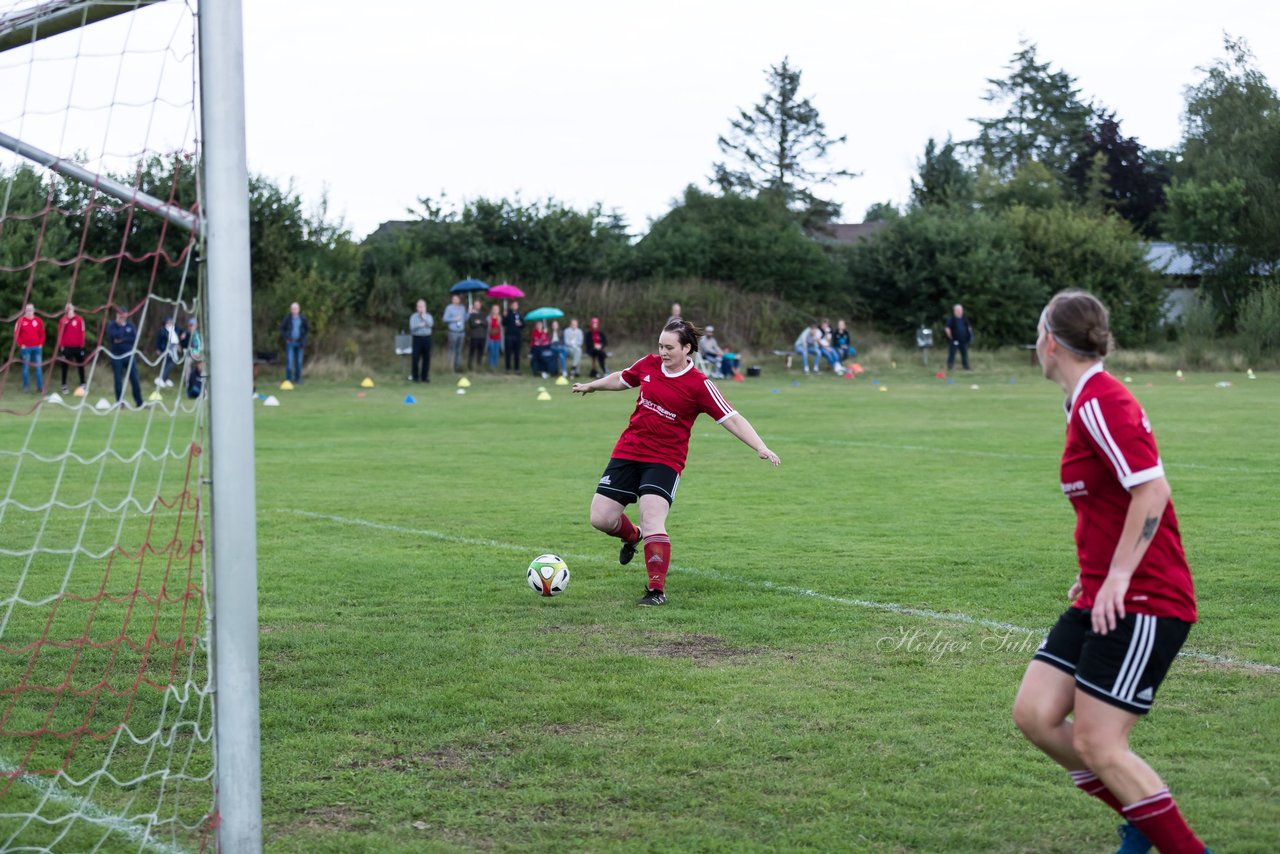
[
  {"left": 637, "top": 392, "right": 677, "bottom": 421},
  {"left": 643, "top": 374, "right": 651, "bottom": 382},
  {"left": 1061, "top": 479, "right": 1087, "bottom": 498}
]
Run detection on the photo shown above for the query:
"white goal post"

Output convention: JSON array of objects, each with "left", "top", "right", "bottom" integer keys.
[{"left": 0, "top": 1, "right": 261, "bottom": 850}]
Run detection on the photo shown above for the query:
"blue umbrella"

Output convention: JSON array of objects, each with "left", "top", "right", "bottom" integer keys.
[
  {"left": 523, "top": 306, "right": 564, "bottom": 322},
  {"left": 449, "top": 278, "right": 489, "bottom": 294}
]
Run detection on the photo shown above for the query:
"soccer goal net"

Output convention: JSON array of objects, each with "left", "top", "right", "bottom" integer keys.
[{"left": 0, "top": 2, "right": 259, "bottom": 850}]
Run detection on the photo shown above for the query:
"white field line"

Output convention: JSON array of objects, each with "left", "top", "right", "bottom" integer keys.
[
  {"left": 282, "top": 509, "right": 1280, "bottom": 675},
  {"left": 798, "top": 439, "right": 1275, "bottom": 475},
  {"left": 0, "top": 760, "right": 191, "bottom": 854}
]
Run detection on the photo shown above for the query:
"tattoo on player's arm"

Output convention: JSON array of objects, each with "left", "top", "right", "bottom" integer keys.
[{"left": 1136, "top": 515, "right": 1159, "bottom": 549}]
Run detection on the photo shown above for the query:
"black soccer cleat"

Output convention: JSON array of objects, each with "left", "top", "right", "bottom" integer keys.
[
  {"left": 619, "top": 539, "right": 639, "bottom": 566},
  {"left": 637, "top": 588, "right": 667, "bottom": 607}
]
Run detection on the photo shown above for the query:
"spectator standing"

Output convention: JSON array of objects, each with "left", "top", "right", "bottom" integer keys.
[
  {"left": 584, "top": 317, "right": 609, "bottom": 378},
  {"left": 562, "top": 318, "right": 584, "bottom": 378},
  {"left": 56, "top": 303, "right": 88, "bottom": 394},
  {"left": 442, "top": 294, "right": 467, "bottom": 372},
  {"left": 486, "top": 305, "right": 503, "bottom": 369},
  {"left": 409, "top": 299, "right": 434, "bottom": 383},
  {"left": 182, "top": 317, "right": 204, "bottom": 397},
  {"left": 667, "top": 302, "right": 682, "bottom": 325},
  {"left": 106, "top": 306, "right": 143, "bottom": 407},
  {"left": 466, "top": 299, "right": 487, "bottom": 370},
  {"left": 155, "top": 316, "right": 181, "bottom": 388},
  {"left": 279, "top": 302, "right": 309, "bottom": 384},
  {"left": 503, "top": 300, "right": 524, "bottom": 373},
  {"left": 945, "top": 303, "right": 974, "bottom": 370},
  {"left": 15, "top": 303, "right": 45, "bottom": 394}
]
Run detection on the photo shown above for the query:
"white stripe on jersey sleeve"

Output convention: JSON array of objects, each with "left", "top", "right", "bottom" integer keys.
[
  {"left": 1079, "top": 398, "right": 1131, "bottom": 479},
  {"left": 703, "top": 379, "right": 737, "bottom": 420},
  {"left": 1079, "top": 398, "right": 1165, "bottom": 489}
]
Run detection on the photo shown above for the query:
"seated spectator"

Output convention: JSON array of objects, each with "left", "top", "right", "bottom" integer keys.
[
  {"left": 832, "top": 319, "right": 856, "bottom": 361},
  {"left": 529, "top": 320, "right": 554, "bottom": 378},
  {"left": 794, "top": 323, "right": 822, "bottom": 373},
  {"left": 549, "top": 320, "right": 569, "bottom": 377},
  {"left": 562, "top": 318, "right": 584, "bottom": 378},
  {"left": 818, "top": 326, "right": 846, "bottom": 374},
  {"left": 699, "top": 325, "right": 739, "bottom": 379}
]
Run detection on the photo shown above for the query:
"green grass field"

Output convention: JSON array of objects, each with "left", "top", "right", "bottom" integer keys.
[{"left": 5, "top": 356, "right": 1279, "bottom": 852}]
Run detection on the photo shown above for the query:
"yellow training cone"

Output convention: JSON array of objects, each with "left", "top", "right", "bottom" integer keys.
[
  {"left": 555, "top": 375, "right": 569, "bottom": 385},
  {"left": 360, "top": 377, "right": 375, "bottom": 388},
  {"left": 148, "top": 390, "right": 163, "bottom": 401},
  {"left": 457, "top": 377, "right": 472, "bottom": 388},
  {"left": 537, "top": 390, "right": 552, "bottom": 401},
  {"left": 280, "top": 380, "right": 295, "bottom": 390}
]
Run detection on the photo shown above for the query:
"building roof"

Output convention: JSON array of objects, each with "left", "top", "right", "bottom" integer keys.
[
  {"left": 1145, "top": 242, "right": 1198, "bottom": 276},
  {"left": 824, "top": 221, "right": 891, "bottom": 244}
]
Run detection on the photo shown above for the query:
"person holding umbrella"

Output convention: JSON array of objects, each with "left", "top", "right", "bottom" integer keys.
[
  {"left": 503, "top": 300, "right": 524, "bottom": 373},
  {"left": 573, "top": 318, "right": 780, "bottom": 606}
]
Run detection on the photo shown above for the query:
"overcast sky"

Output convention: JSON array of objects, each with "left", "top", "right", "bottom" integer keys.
[{"left": 5, "top": 2, "right": 1278, "bottom": 241}]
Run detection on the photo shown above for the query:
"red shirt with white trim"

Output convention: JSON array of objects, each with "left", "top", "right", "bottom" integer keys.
[
  {"left": 16, "top": 315, "right": 45, "bottom": 348},
  {"left": 1061, "top": 364, "right": 1196, "bottom": 622},
  {"left": 612, "top": 354, "right": 736, "bottom": 474},
  {"left": 57, "top": 314, "right": 86, "bottom": 348}
]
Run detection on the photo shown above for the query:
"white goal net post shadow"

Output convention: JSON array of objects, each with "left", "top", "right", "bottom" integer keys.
[{"left": 0, "top": 2, "right": 260, "bottom": 851}]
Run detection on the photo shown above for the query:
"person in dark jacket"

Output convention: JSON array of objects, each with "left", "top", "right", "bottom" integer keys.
[
  {"left": 944, "top": 304, "right": 974, "bottom": 370},
  {"left": 106, "top": 305, "right": 144, "bottom": 407},
  {"left": 279, "top": 302, "right": 309, "bottom": 383},
  {"left": 584, "top": 316, "right": 609, "bottom": 378},
  {"left": 502, "top": 300, "right": 524, "bottom": 373}
]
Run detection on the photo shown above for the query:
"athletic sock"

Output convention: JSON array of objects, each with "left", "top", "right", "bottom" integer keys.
[
  {"left": 1069, "top": 769, "right": 1125, "bottom": 815},
  {"left": 643, "top": 533, "right": 670, "bottom": 591},
  {"left": 610, "top": 514, "right": 640, "bottom": 544},
  {"left": 1122, "top": 789, "right": 1205, "bottom": 854}
]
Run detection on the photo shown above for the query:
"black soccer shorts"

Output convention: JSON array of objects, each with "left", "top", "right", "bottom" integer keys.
[
  {"left": 594, "top": 458, "right": 680, "bottom": 506},
  {"left": 1034, "top": 607, "right": 1192, "bottom": 715}
]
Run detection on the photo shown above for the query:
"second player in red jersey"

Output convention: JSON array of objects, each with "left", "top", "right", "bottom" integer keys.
[
  {"left": 1013, "top": 290, "right": 1208, "bottom": 854},
  {"left": 573, "top": 319, "right": 780, "bottom": 606}
]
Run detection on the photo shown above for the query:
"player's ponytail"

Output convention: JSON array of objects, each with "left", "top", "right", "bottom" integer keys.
[
  {"left": 1044, "top": 290, "right": 1112, "bottom": 359},
  {"left": 663, "top": 318, "right": 702, "bottom": 354}
]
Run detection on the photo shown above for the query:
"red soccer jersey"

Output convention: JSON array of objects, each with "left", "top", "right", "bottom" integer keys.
[
  {"left": 57, "top": 314, "right": 86, "bottom": 348},
  {"left": 1061, "top": 365, "right": 1197, "bottom": 622},
  {"left": 612, "top": 354, "right": 736, "bottom": 474},
  {"left": 16, "top": 316, "right": 45, "bottom": 348}
]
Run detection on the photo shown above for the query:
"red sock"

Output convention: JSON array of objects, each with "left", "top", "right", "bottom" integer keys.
[
  {"left": 610, "top": 514, "right": 640, "bottom": 544},
  {"left": 1122, "top": 789, "right": 1205, "bottom": 854},
  {"left": 1069, "top": 770, "right": 1125, "bottom": 815},
  {"left": 643, "top": 533, "right": 670, "bottom": 591}
]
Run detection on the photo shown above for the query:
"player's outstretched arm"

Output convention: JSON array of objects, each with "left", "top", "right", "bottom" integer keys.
[
  {"left": 572, "top": 372, "right": 628, "bottom": 395},
  {"left": 721, "top": 414, "right": 780, "bottom": 466}
]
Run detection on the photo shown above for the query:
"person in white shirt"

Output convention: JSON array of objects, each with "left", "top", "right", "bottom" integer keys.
[{"left": 562, "top": 318, "right": 585, "bottom": 378}]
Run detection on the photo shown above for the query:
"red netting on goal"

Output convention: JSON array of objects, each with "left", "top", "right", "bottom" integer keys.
[{"left": 0, "top": 2, "right": 217, "bottom": 850}]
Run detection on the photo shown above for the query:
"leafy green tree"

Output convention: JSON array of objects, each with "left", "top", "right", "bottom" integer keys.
[
  {"left": 712, "top": 57, "right": 855, "bottom": 231},
  {"left": 636, "top": 186, "right": 844, "bottom": 300},
  {"left": 863, "top": 201, "right": 900, "bottom": 222},
  {"left": 911, "top": 137, "right": 975, "bottom": 209},
  {"left": 1166, "top": 35, "right": 1280, "bottom": 322},
  {"left": 845, "top": 207, "right": 1043, "bottom": 345},
  {"left": 1066, "top": 111, "right": 1170, "bottom": 237},
  {"left": 970, "top": 41, "right": 1093, "bottom": 186}
]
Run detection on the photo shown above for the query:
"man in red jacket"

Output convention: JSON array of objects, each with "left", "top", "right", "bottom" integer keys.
[
  {"left": 56, "top": 303, "right": 88, "bottom": 394},
  {"left": 15, "top": 303, "right": 46, "bottom": 394}
]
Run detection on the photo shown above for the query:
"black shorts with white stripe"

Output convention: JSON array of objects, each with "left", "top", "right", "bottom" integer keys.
[
  {"left": 1033, "top": 607, "right": 1192, "bottom": 715},
  {"left": 595, "top": 457, "right": 680, "bottom": 507}
]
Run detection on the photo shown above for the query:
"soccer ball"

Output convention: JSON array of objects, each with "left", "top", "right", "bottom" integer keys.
[{"left": 526, "top": 554, "right": 570, "bottom": 597}]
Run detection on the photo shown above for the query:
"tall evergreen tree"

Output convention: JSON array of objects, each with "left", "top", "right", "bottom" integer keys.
[
  {"left": 969, "top": 41, "right": 1093, "bottom": 185},
  {"left": 712, "top": 57, "right": 855, "bottom": 231},
  {"left": 911, "top": 137, "right": 975, "bottom": 209}
]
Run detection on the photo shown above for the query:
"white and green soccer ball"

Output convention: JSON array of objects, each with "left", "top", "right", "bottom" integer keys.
[{"left": 526, "top": 554, "right": 570, "bottom": 597}]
